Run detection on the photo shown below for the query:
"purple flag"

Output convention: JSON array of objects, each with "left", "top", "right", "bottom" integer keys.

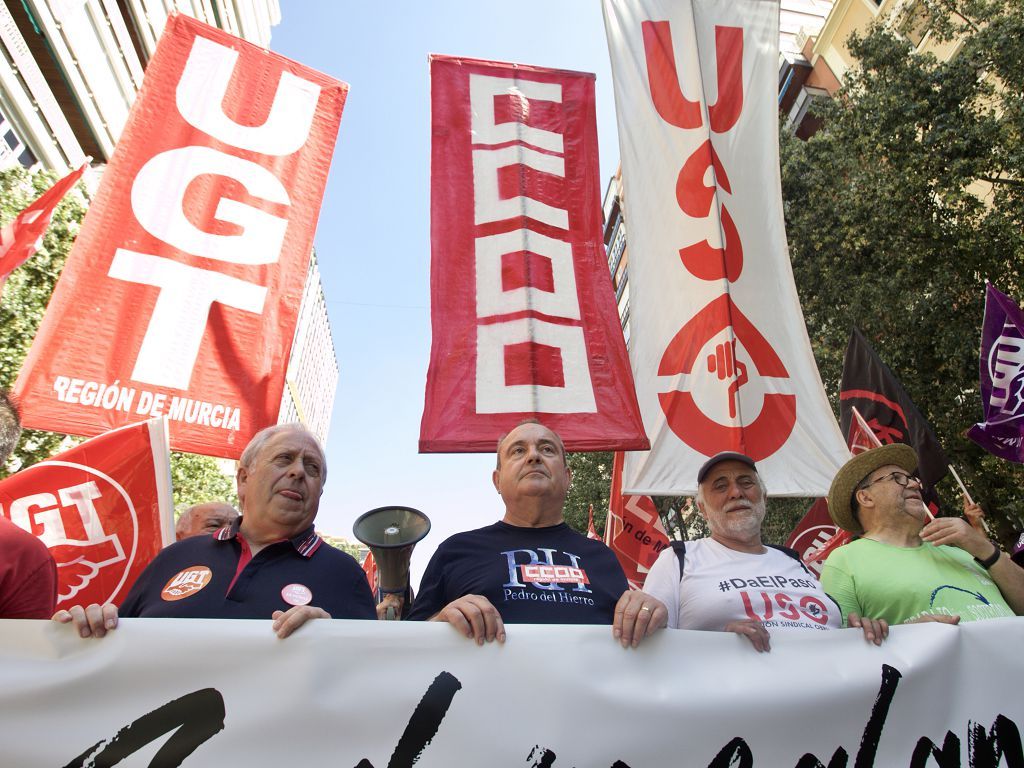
[{"left": 967, "top": 283, "right": 1024, "bottom": 463}]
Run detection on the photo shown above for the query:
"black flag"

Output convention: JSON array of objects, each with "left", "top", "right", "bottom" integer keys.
[{"left": 840, "top": 328, "right": 949, "bottom": 509}]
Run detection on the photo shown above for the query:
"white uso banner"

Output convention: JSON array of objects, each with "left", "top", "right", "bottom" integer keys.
[
  {"left": 603, "top": 0, "right": 849, "bottom": 495},
  {"left": 2, "top": 619, "right": 1022, "bottom": 766}
]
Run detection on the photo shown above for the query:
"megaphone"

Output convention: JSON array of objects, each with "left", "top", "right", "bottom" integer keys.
[{"left": 353, "top": 505, "right": 431, "bottom": 598}]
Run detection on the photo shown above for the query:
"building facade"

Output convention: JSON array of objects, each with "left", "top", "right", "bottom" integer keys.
[
  {"left": 780, "top": 0, "right": 963, "bottom": 136},
  {"left": 277, "top": 250, "right": 339, "bottom": 446},
  {"left": 0, "top": 0, "right": 280, "bottom": 176}
]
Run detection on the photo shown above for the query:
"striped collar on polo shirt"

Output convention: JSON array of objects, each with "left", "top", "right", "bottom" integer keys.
[{"left": 214, "top": 518, "right": 323, "bottom": 558}]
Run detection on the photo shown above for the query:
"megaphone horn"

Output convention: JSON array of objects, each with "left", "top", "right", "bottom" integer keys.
[{"left": 353, "top": 506, "right": 431, "bottom": 595}]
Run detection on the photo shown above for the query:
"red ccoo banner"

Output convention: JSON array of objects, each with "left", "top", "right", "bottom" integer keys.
[
  {"left": 14, "top": 14, "right": 347, "bottom": 458},
  {"left": 0, "top": 419, "right": 173, "bottom": 612},
  {"left": 421, "top": 55, "right": 647, "bottom": 452}
]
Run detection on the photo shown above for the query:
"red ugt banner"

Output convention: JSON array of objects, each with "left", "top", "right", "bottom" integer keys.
[
  {"left": 15, "top": 14, "right": 347, "bottom": 459},
  {"left": 0, "top": 419, "right": 173, "bottom": 612},
  {"left": 421, "top": 55, "right": 647, "bottom": 452}
]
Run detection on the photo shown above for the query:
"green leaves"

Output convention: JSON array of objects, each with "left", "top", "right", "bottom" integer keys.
[
  {"left": 782, "top": 0, "right": 1024, "bottom": 542},
  {"left": 0, "top": 167, "right": 86, "bottom": 474},
  {"left": 564, "top": 451, "right": 612, "bottom": 536}
]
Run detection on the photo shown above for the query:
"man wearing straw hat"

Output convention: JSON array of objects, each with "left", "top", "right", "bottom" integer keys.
[
  {"left": 821, "top": 444, "right": 1024, "bottom": 624},
  {"left": 643, "top": 451, "right": 888, "bottom": 652}
]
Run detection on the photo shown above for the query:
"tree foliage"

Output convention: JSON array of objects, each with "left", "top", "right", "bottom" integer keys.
[
  {"left": 170, "top": 452, "right": 238, "bottom": 512},
  {"left": 0, "top": 166, "right": 86, "bottom": 472},
  {"left": 781, "top": 0, "right": 1024, "bottom": 544},
  {"left": 564, "top": 451, "right": 612, "bottom": 535}
]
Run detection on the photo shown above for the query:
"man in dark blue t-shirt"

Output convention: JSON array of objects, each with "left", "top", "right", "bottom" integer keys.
[
  {"left": 408, "top": 421, "right": 666, "bottom": 647},
  {"left": 55, "top": 424, "right": 375, "bottom": 638}
]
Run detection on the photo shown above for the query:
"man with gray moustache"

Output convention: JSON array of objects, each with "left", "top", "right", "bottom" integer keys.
[{"left": 643, "top": 451, "right": 887, "bottom": 652}]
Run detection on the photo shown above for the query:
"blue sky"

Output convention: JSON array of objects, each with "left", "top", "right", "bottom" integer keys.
[{"left": 269, "top": 1, "right": 622, "bottom": 582}]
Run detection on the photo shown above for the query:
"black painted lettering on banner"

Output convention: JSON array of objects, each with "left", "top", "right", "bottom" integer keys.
[
  {"left": 61, "top": 687, "right": 225, "bottom": 768},
  {"left": 909, "top": 732, "right": 960, "bottom": 768},
  {"left": 526, "top": 745, "right": 558, "bottom": 768},
  {"left": 354, "top": 671, "right": 462, "bottom": 768},
  {"left": 707, "top": 737, "right": 754, "bottom": 768},
  {"left": 54, "top": 664, "right": 1023, "bottom": 767},
  {"left": 794, "top": 663, "right": 902, "bottom": 768},
  {"left": 968, "top": 715, "right": 1023, "bottom": 768}
]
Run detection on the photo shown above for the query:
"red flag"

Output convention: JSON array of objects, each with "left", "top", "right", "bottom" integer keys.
[
  {"left": 786, "top": 407, "right": 880, "bottom": 574},
  {"left": 362, "top": 550, "right": 378, "bottom": 592},
  {"left": 0, "top": 163, "right": 86, "bottom": 296},
  {"left": 608, "top": 452, "right": 669, "bottom": 589},
  {"left": 0, "top": 418, "right": 173, "bottom": 611},
  {"left": 14, "top": 15, "right": 346, "bottom": 459},
  {"left": 421, "top": 54, "right": 647, "bottom": 453},
  {"left": 586, "top": 504, "right": 601, "bottom": 541}
]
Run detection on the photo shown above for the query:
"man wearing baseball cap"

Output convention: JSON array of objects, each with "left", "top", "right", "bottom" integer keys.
[
  {"left": 642, "top": 451, "right": 887, "bottom": 652},
  {"left": 821, "top": 444, "right": 1024, "bottom": 624}
]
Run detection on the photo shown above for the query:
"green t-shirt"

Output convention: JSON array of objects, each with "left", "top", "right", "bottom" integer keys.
[{"left": 820, "top": 539, "right": 1013, "bottom": 624}]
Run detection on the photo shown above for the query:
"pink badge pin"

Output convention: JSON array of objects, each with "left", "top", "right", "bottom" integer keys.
[{"left": 281, "top": 583, "right": 312, "bottom": 606}]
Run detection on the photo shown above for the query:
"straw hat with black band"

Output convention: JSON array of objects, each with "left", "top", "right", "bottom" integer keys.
[{"left": 827, "top": 444, "right": 919, "bottom": 536}]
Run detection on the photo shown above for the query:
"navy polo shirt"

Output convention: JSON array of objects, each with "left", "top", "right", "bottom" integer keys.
[{"left": 119, "top": 519, "right": 376, "bottom": 620}]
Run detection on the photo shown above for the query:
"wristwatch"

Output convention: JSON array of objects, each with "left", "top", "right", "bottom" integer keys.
[{"left": 974, "top": 540, "right": 1002, "bottom": 570}]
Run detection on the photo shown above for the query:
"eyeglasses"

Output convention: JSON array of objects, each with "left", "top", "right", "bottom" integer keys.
[{"left": 859, "top": 471, "right": 921, "bottom": 490}]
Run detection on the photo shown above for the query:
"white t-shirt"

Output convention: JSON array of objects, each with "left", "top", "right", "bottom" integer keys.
[{"left": 643, "top": 538, "right": 841, "bottom": 633}]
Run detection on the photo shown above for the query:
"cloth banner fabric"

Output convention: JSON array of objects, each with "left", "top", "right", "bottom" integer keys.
[
  {"left": 967, "top": 283, "right": 1024, "bottom": 463},
  {"left": 0, "top": 162, "right": 86, "bottom": 295},
  {"left": 421, "top": 55, "right": 647, "bottom": 452},
  {"left": 2, "top": 618, "right": 1023, "bottom": 766},
  {"left": 603, "top": 0, "right": 848, "bottom": 496},
  {"left": 840, "top": 328, "right": 950, "bottom": 508},
  {"left": 0, "top": 418, "right": 173, "bottom": 612},
  {"left": 14, "top": 14, "right": 347, "bottom": 459},
  {"left": 787, "top": 407, "right": 880, "bottom": 575},
  {"left": 608, "top": 451, "right": 669, "bottom": 589}
]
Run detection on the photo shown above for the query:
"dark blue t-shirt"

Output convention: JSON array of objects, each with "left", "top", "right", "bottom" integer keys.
[
  {"left": 119, "top": 523, "right": 376, "bottom": 620},
  {"left": 408, "top": 521, "right": 627, "bottom": 624}
]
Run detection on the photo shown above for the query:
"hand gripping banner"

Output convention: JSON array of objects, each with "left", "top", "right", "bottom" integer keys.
[
  {"left": 603, "top": 0, "right": 848, "bottom": 494},
  {"left": 0, "top": 418, "right": 172, "bottom": 612},
  {"left": 14, "top": 14, "right": 347, "bottom": 458},
  {"left": 2, "top": 619, "right": 1023, "bottom": 766},
  {"left": 421, "top": 55, "right": 647, "bottom": 452}
]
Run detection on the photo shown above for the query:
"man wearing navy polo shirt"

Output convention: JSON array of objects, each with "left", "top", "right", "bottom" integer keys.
[
  {"left": 55, "top": 424, "right": 376, "bottom": 638},
  {"left": 408, "top": 420, "right": 667, "bottom": 647}
]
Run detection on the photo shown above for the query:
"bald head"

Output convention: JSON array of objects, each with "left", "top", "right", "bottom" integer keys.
[{"left": 176, "top": 502, "right": 239, "bottom": 540}]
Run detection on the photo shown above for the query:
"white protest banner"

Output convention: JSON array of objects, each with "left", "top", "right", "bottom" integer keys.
[
  {"left": 603, "top": 0, "right": 849, "bottom": 495},
  {"left": 14, "top": 14, "right": 347, "bottom": 459},
  {"left": 2, "top": 618, "right": 1022, "bottom": 766}
]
